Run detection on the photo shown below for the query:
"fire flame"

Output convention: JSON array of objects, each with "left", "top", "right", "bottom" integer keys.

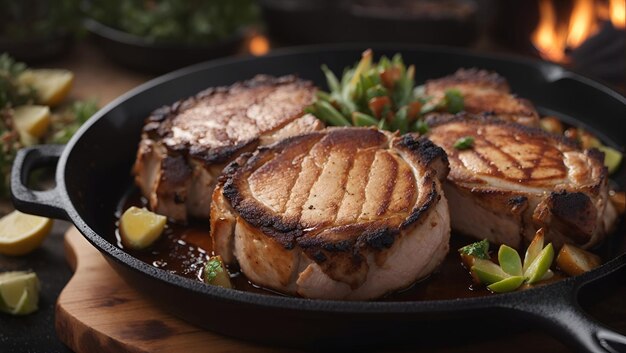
[
  {"left": 249, "top": 34, "right": 270, "bottom": 56},
  {"left": 532, "top": 0, "right": 625, "bottom": 63},
  {"left": 610, "top": 0, "right": 625, "bottom": 28}
]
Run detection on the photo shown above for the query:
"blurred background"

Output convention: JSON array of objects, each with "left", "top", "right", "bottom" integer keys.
[{"left": 0, "top": 0, "right": 624, "bottom": 88}]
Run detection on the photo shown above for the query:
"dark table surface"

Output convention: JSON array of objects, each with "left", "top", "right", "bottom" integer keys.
[{"left": 1, "top": 40, "right": 625, "bottom": 353}]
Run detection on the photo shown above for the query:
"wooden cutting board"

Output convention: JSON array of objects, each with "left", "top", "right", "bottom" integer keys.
[{"left": 56, "top": 227, "right": 571, "bottom": 353}]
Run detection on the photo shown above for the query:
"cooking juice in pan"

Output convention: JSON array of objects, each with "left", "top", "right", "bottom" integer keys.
[{"left": 113, "top": 187, "right": 516, "bottom": 300}]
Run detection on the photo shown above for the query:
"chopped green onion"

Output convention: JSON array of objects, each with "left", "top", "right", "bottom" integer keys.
[
  {"left": 454, "top": 136, "right": 474, "bottom": 150},
  {"left": 459, "top": 239, "right": 490, "bottom": 259},
  {"left": 444, "top": 89, "right": 464, "bottom": 113}
]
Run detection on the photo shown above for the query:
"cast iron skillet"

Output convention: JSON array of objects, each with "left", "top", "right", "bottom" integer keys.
[{"left": 10, "top": 45, "right": 626, "bottom": 352}]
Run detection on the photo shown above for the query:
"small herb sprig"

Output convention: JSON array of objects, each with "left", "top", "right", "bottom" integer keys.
[
  {"left": 459, "top": 229, "right": 555, "bottom": 293},
  {"left": 307, "top": 50, "right": 464, "bottom": 133}
]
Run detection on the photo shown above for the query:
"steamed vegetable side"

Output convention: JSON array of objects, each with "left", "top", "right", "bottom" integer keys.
[{"left": 307, "top": 49, "right": 464, "bottom": 133}]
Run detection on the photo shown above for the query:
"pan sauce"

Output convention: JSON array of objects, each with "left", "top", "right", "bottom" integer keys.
[{"left": 113, "top": 187, "right": 533, "bottom": 301}]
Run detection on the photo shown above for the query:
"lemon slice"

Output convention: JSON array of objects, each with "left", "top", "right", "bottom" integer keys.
[
  {"left": 0, "top": 211, "right": 53, "bottom": 256},
  {"left": 19, "top": 69, "right": 74, "bottom": 107},
  {"left": 13, "top": 105, "right": 51, "bottom": 139},
  {"left": 0, "top": 271, "right": 40, "bottom": 315},
  {"left": 119, "top": 207, "right": 167, "bottom": 249}
]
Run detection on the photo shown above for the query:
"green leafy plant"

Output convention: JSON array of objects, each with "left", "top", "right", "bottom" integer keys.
[
  {"left": 308, "top": 50, "right": 464, "bottom": 133},
  {"left": 88, "top": 0, "right": 259, "bottom": 45}
]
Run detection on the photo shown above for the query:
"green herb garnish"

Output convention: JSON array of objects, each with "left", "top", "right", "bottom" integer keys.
[
  {"left": 204, "top": 258, "right": 223, "bottom": 284},
  {"left": 454, "top": 136, "right": 474, "bottom": 150},
  {"left": 459, "top": 239, "right": 490, "bottom": 259},
  {"left": 204, "top": 255, "right": 232, "bottom": 288},
  {"left": 444, "top": 89, "right": 464, "bottom": 113}
]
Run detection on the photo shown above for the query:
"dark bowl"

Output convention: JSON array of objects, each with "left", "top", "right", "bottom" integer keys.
[
  {"left": 83, "top": 18, "right": 246, "bottom": 74},
  {"left": 259, "top": 0, "right": 478, "bottom": 46},
  {"left": 0, "top": 33, "right": 74, "bottom": 63}
]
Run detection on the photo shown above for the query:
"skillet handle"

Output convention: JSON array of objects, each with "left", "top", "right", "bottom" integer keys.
[
  {"left": 505, "top": 257, "right": 626, "bottom": 353},
  {"left": 10, "top": 145, "right": 69, "bottom": 220}
]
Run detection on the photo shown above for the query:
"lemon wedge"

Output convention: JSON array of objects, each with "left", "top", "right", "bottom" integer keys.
[
  {"left": 13, "top": 105, "right": 51, "bottom": 140},
  {"left": 119, "top": 207, "right": 167, "bottom": 249},
  {"left": 0, "top": 271, "right": 40, "bottom": 315},
  {"left": 19, "top": 69, "right": 74, "bottom": 107},
  {"left": 0, "top": 211, "right": 53, "bottom": 256}
]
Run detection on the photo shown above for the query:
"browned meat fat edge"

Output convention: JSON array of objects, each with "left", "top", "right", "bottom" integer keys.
[
  {"left": 424, "top": 68, "right": 540, "bottom": 126},
  {"left": 220, "top": 128, "right": 449, "bottom": 262},
  {"left": 133, "top": 75, "right": 322, "bottom": 222},
  {"left": 425, "top": 112, "right": 616, "bottom": 250}
]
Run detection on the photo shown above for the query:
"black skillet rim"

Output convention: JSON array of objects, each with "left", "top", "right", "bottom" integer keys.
[{"left": 58, "top": 43, "right": 626, "bottom": 314}]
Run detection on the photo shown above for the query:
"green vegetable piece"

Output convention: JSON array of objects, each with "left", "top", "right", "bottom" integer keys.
[
  {"left": 316, "top": 90, "right": 332, "bottom": 102},
  {"left": 378, "top": 118, "right": 389, "bottom": 130},
  {"left": 314, "top": 101, "right": 351, "bottom": 126},
  {"left": 459, "top": 239, "right": 490, "bottom": 260},
  {"left": 444, "top": 89, "right": 464, "bottom": 113},
  {"left": 391, "top": 106, "right": 409, "bottom": 134},
  {"left": 454, "top": 136, "right": 474, "bottom": 150},
  {"left": 365, "top": 85, "right": 388, "bottom": 101},
  {"left": 413, "top": 120, "right": 429, "bottom": 134},
  {"left": 523, "top": 230, "right": 545, "bottom": 273},
  {"left": 498, "top": 245, "right": 523, "bottom": 276},
  {"left": 349, "top": 49, "right": 373, "bottom": 89},
  {"left": 487, "top": 275, "right": 525, "bottom": 293},
  {"left": 352, "top": 112, "right": 378, "bottom": 127},
  {"left": 321, "top": 65, "right": 341, "bottom": 94},
  {"left": 204, "top": 256, "right": 232, "bottom": 289},
  {"left": 525, "top": 243, "right": 554, "bottom": 284},
  {"left": 597, "top": 145, "right": 622, "bottom": 174},
  {"left": 471, "top": 258, "right": 510, "bottom": 285}
]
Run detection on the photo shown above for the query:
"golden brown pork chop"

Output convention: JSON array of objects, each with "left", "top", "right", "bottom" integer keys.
[
  {"left": 425, "top": 113, "right": 617, "bottom": 250},
  {"left": 211, "top": 128, "right": 451, "bottom": 300},
  {"left": 424, "top": 68, "right": 540, "bottom": 126},
  {"left": 133, "top": 75, "right": 323, "bottom": 222}
]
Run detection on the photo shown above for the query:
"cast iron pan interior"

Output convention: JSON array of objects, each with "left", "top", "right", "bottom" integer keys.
[{"left": 11, "top": 45, "right": 626, "bottom": 352}]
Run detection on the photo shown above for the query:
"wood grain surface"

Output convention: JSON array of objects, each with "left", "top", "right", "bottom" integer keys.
[{"left": 56, "top": 227, "right": 291, "bottom": 353}]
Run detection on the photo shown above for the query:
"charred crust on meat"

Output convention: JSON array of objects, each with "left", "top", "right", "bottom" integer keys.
[
  {"left": 426, "top": 112, "right": 579, "bottom": 149},
  {"left": 160, "top": 154, "right": 192, "bottom": 185},
  {"left": 141, "top": 75, "right": 315, "bottom": 166},
  {"left": 359, "top": 228, "right": 397, "bottom": 250},
  {"left": 401, "top": 184, "right": 439, "bottom": 229},
  {"left": 221, "top": 128, "right": 447, "bottom": 264},
  {"left": 396, "top": 134, "right": 449, "bottom": 170},
  {"left": 426, "top": 68, "right": 510, "bottom": 91}
]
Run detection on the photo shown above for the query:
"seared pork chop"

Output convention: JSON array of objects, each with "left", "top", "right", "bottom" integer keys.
[
  {"left": 425, "top": 113, "right": 617, "bottom": 250},
  {"left": 133, "top": 75, "right": 323, "bottom": 222},
  {"left": 211, "top": 128, "right": 451, "bottom": 300},
  {"left": 424, "top": 68, "right": 540, "bottom": 126}
]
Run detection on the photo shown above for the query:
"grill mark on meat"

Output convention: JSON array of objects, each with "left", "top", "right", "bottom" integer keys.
[
  {"left": 424, "top": 68, "right": 539, "bottom": 126},
  {"left": 426, "top": 112, "right": 616, "bottom": 250},
  {"left": 376, "top": 153, "right": 399, "bottom": 216},
  {"left": 300, "top": 148, "right": 354, "bottom": 225},
  {"left": 283, "top": 137, "right": 330, "bottom": 224},
  {"left": 336, "top": 149, "right": 377, "bottom": 224},
  {"left": 330, "top": 148, "right": 357, "bottom": 225},
  {"left": 213, "top": 128, "right": 453, "bottom": 298},
  {"left": 358, "top": 150, "right": 384, "bottom": 221},
  {"left": 428, "top": 114, "right": 572, "bottom": 185}
]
